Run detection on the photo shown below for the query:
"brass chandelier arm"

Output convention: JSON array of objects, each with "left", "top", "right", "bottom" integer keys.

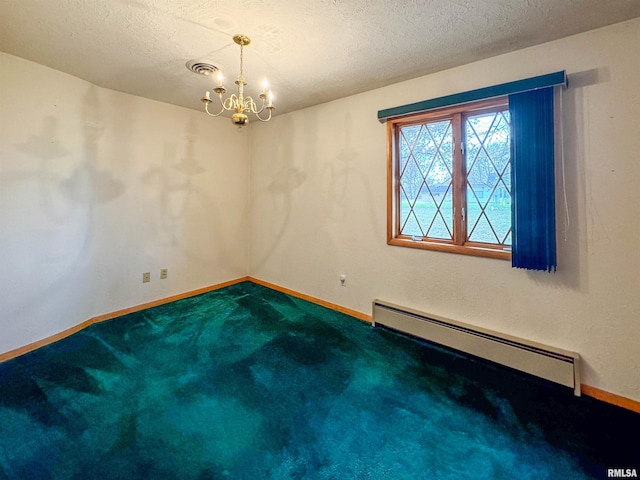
[
  {"left": 243, "top": 96, "right": 265, "bottom": 114},
  {"left": 254, "top": 107, "right": 274, "bottom": 122},
  {"left": 223, "top": 94, "right": 239, "bottom": 111},
  {"left": 204, "top": 104, "right": 225, "bottom": 117},
  {"left": 202, "top": 95, "right": 225, "bottom": 117}
]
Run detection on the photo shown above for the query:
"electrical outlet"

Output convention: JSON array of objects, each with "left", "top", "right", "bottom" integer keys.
[
  {"left": 143, "top": 272, "right": 151, "bottom": 283},
  {"left": 160, "top": 268, "right": 168, "bottom": 279}
]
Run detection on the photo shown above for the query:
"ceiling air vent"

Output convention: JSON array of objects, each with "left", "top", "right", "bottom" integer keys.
[{"left": 186, "top": 60, "right": 219, "bottom": 76}]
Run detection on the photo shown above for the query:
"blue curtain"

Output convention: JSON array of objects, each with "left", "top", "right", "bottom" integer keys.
[{"left": 509, "top": 87, "right": 556, "bottom": 272}]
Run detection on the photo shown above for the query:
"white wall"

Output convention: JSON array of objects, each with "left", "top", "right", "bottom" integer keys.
[
  {"left": 0, "top": 53, "right": 250, "bottom": 354},
  {"left": 249, "top": 19, "right": 640, "bottom": 401}
]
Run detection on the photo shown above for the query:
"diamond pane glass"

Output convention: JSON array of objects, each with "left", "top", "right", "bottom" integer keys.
[
  {"left": 468, "top": 214, "right": 497, "bottom": 244},
  {"left": 400, "top": 186, "right": 420, "bottom": 235},
  {"left": 465, "top": 110, "right": 511, "bottom": 245},
  {"left": 399, "top": 119, "right": 453, "bottom": 241},
  {"left": 401, "top": 157, "right": 422, "bottom": 206},
  {"left": 402, "top": 210, "right": 423, "bottom": 237},
  {"left": 399, "top": 125, "right": 422, "bottom": 175},
  {"left": 412, "top": 127, "right": 431, "bottom": 177},
  {"left": 428, "top": 215, "right": 450, "bottom": 240},
  {"left": 502, "top": 163, "right": 512, "bottom": 194}
]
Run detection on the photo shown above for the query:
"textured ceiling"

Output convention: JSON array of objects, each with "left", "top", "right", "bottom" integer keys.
[{"left": 1, "top": 0, "right": 640, "bottom": 116}]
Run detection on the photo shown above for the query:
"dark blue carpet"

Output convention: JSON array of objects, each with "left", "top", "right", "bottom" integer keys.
[{"left": 0, "top": 282, "right": 638, "bottom": 479}]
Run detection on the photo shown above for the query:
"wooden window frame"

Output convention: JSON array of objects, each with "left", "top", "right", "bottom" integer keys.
[{"left": 387, "top": 97, "right": 511, "bottom": 260}]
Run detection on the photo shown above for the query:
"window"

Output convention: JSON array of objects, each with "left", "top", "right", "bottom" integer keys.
[
  {"left": 387, "top": 98, "right": 511, "bottom": 260},
  {"left": 381, "top": 72, "right": 563, "bottom": 270}
]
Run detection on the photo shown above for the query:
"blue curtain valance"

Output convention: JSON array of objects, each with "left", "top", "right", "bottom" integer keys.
[{"left": 377, "top": 71, "right": 566, "bottom": 122}]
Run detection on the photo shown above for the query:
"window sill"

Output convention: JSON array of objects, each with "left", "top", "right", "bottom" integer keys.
[{"left": 388, "top": 237, "right": 511, "bottom": 260}]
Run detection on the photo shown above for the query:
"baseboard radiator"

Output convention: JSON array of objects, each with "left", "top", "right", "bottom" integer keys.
[{"left": 372, "top": 300, "right": 581, "bottom": 396}]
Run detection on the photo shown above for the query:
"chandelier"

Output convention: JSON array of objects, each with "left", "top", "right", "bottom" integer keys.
[{"left": 198, "top": 34, "right": 275, "bottom": 127}]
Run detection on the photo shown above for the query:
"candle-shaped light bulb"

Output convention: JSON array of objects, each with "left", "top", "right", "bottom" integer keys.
[
  {"left": 267, "top": 90, "right": 274, "bottom": 107},
  {"left": 262, "top": 78, "right": 268, "bottom": 94},
  {"left": 216, "top": 72, "right": 223, "bottom": 87},
  {"left": 204, "top": 91, "right": 211, "bottom": 100}
]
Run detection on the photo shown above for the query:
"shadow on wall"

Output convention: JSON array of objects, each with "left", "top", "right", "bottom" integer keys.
[
  {"left": 250, "top": 114, "right": 307, "bottom": 273},
  {"left": 62, "top": 87, "right": 125, "bottom": 205},
  {"left": 139, "top": 115, "right": 246, "bottom": 272},
  {"left": 317, "top": 111, "right": 381, "bottom": 238},
  {"left": 140, "top": 118, "right": 205, "bottom": 243},
  {"left": 11, "top": 88, "right": 125, "bottom": 215},
  {"left": 251, "top": 109, "right": 382, "bottom": 280},
  {"left": 14, "top": 116, "right": 71, "bottom": 223},
  {"left": 528, "top": 68, "right": 610, "bottom": 291},
  {"left": 1, "top": 86, "right": 125, "bottom": 323}
]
